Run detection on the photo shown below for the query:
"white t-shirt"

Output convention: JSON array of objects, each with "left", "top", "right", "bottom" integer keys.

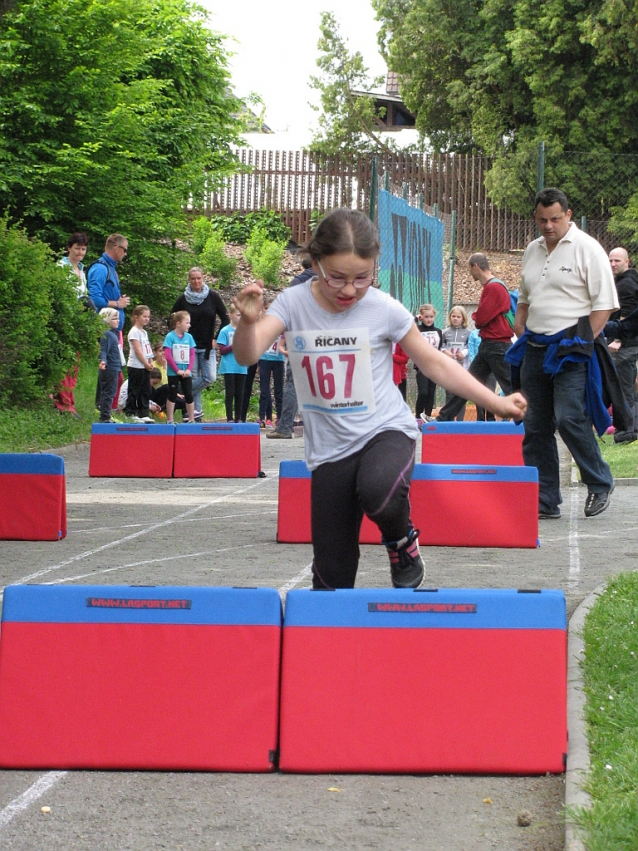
[
  {"left": 267, "top": 283, "right": 419, "bottom": 469},
  {"left": 127, "top": 326, "right": 153, "bottom": 369},
  {"left": 520, "top": 224, "right": 619, "bottom": 335}
]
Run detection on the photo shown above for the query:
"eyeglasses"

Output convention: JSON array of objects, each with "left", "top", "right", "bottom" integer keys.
[
  {"left": 117, "top": 245, "right": 128, "bottom": 254},
  {"left": 317, "top": 260, "right": 375, "bottom": 290}
]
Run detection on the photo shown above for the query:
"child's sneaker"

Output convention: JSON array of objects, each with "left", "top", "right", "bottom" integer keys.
[
  {"left": 265, "top": 419, "right": 274, "bottom": 429},
  {"left": 383, "top": 528, "right": 425, "bottom": 588}
]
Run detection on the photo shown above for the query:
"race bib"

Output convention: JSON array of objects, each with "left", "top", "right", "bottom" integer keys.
[
  {"left": 285, "top": 328, "right": 375, "bottom": 415},
  {"left": 172, "top": 342, "right": 190, "bottom": 368}
]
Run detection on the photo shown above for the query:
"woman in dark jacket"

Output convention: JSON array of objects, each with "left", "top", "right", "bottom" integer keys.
[{"left": 171, "top": 267, "right": 229, "bottom": 420}]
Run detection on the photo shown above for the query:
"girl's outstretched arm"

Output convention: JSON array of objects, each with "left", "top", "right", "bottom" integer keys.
[
  {"left": 400, "top": 324, "right": 527, "bottom": 421},
  {"left": 232, "top": 281, "right": 285, "bottom": 366}
]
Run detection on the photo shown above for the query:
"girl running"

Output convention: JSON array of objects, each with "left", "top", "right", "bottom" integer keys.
[
  {"left": 232, "top": 209, "right": 526, "bottom": 590},
  {"left": 163, "top": 311, "right": 197, "bottom": 424}
]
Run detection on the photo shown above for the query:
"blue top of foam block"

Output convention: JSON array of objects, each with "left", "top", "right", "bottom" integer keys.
[
  {"left": 284, "top": 588, "right": 565, "bottom": 630},
  {"left": 91, "top": 423, "right": 176, "bottom": 436},
  {"left": 421, "top": 421, "right": 524, "bottom": 435},
  {"left": 280, "top": 460, "right": 312, "bottom": 479},
  {"left": 412, "top": 463, "right": 538, "bottom": 482},
  {"left": 175, "top": 423, "right": 260, "bottom": 436},
  {"left": 0, "top": 453, "right": 65, "bottom": 475},
  {"left": 2, "top": 585, "right": 282, "bottom": 626}
]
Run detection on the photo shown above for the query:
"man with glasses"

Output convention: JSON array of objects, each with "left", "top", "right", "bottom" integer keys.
[
  {"left": 88, "top": 233, "right": 131, "bottom": 332},
  {"left": 88, "top": 234, "right": 131, "bottom": 413}
]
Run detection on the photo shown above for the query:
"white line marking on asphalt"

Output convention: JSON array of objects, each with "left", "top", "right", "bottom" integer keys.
[
  {"left": 0, "top": 479, "right": 271, "bottom": 597},
  {"left": 278, "top": 563, "right": 313, "bottom": 598},
  {"left": 43, "top": 544, "right": 260, "bottom": 585},
  {"left": 69, "top": 511, "right": 276, "bottom": 535},
  {"left": 0, "top": 771, "right": 67, "bottom": 830},
  {"left": 568, "top": 487, "right": 581, "bottom": 591}
]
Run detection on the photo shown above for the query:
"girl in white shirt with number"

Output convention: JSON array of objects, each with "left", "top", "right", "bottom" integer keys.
[{"left": 232, "top": 209, "right": 527, "bottom": 590}]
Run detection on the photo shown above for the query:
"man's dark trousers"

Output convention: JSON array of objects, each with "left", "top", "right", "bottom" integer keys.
[{"left": 437, "top": 339, "right": 513, "bottom": 421}]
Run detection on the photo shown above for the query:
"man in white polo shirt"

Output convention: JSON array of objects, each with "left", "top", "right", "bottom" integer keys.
[{"left": 511, "top": 187, "right": 618, "bottom": 520}]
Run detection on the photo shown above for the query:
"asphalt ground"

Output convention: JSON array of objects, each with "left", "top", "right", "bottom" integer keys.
[{"left": 0, "top": 434, "right": 635, "bottom": 851}]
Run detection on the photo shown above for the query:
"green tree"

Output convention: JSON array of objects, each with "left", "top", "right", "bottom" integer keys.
[
  {"left": 373, "top": 0, "right": 638, "bottom": 210},
  {"left": 0, "top": 0, "right": 244, "bottom": 311},
  {"left": 308, "top": 11, "right": 395, "bottom": 155},
  {"left": 0, "top": 218, "right": 101, "bottom": 405}
]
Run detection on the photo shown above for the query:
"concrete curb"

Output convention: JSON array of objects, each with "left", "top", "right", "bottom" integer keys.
[{"left": 565, "top": 581, "right": 607, "bottom": 851}]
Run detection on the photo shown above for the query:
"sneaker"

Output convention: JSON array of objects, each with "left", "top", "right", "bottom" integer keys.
[
  {"left": 265, "top": 419, "right": 274, "bottom": 429},
  {"left": 194, "top": 410, "right": 204, "bottom": 423},
  {"left": 99, "top": 417, "right": 116, "bottom": 424},
  {"left": 584, "top": 485, "right": 614, "bottom": 518},
  {"left": 259, "top": 420, "right": 266, "bottom": 429},
  {"left": 130, "top": 415, "right": 144, "bottom": 424},
  {"left": 266, "top": 430, "right": 293, "bottom": 439},
  {"left": 539, "top": 507, "right": 561, "bottom": 520},
  {"left": 141, "top": 416, "right": 155, "bottom": 424},
  {"left": 384, "top": 528, "right": 425, "bottom": 589},
  {"left": 613, "top": 430, "right": 637, "bottom": 444},
  {"left": 420, "top": 413, "right": 437, "bottom": 423}
]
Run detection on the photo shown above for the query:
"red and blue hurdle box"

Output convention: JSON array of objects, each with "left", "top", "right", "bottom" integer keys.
[
  {"left": 421, "top": 420, "right": 524, "bottom": 466},
  {"left": 279, "top": 587, "right": 567, "bottom": 774},
  {"left": 89, "top": 423, "right": 175, "bottom": 477},
  {"left": 277, "top": 460, "right": 379, "bottom": 544},
  {"left": 410, "top": 463, "right": 539, "bottom": 548},
  {"left": 0, "top": 453, "right": 66, "bottom": 541},
  {"left": 173, "top": 423, "right": 261, "bottom": 478},
  {"left": 0, "top": 585, "right": 282, "bottom": 771}
]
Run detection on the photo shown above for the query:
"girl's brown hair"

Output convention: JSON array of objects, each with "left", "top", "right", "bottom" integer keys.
[
  {"left": 170, "top": 310, "right": 190, "bottom": 328},
  {"left": 304, "top": 209, "right": 380, "bottom": 261},
  {"left": 131, "top": 304, "right": 150, "bottom": 319}
]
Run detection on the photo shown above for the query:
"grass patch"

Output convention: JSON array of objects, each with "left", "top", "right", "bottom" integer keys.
[
  {"left": 597, "top": 435, "right": 638, "bottom": 479},
  {"left": 0, "top": 357, "right": 97, "bottom": 452},
  {"left": 0, "top": 361, "right": 262, "bottom": 453},
  {"left": 573, "top": 572, "right": 638, "bottom": 849}
]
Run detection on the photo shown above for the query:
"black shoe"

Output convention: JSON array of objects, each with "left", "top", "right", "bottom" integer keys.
[
  {"left": 613, "top": 431, "right": 637, "bottom": 444},
  {"left": 539, "top": 507, "right": 561, "bottom": 520},
  {"left": 384, "top": 528, "right": 425, "bottom": 589},
  {"left": 584, "top": 487, "right": 613, "bottom": 518}
]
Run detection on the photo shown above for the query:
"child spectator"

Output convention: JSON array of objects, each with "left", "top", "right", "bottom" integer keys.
[
  {"left": 414, "top": 304, "right": 442, "bottom": 420},
  {"left": 392, "top": 342, "right": 409, "bottom": 400},
  {"left": 97, "top": 308, "right": 122, "bottom": 423},
  {"left": 258, "top": 308, "right": 285, "bottom": 427},
  {"left": 163, "top": 310, "right": 197, "bottom": 424},
  {"left": 217, "top": 307, "right": 248, "bottom": 422},
  {"left": 441, "top": 306, "right": 471, "bottom": 420},
  {"left": 152, "top": 342, "right": 168, "bottom": 385},
  {"left": 125, "top": 304, "right": 154, "bottom": 423}
]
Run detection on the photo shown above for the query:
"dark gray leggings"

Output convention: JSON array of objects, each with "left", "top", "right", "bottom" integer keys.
[{"left": 310, "top": 430, "right": 416, "bottom": 589}]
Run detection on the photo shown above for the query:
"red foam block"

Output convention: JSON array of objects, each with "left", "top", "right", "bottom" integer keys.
[
  {"left": 173, "top": 424, "right": 261, "bottom": 478},
  {"left": 410, "top": 477, "right": 538, "bottom": 548},
  {"left": 89, "top": 424, "right": 174, "bottom": 478},
  {"left": 280, "top": 626, "right": 566, "bottom": 773},
  {"left": 277, "top": 475, "right": 379, "bottom": 544},
  {"left": 0, "top": 473, "right": 66, "bottom": 541},
  {"left": 0, "top": 622, "right": 280, "bottom": 771}
]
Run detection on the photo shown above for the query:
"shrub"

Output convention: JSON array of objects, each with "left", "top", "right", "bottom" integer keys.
[
  {"left": 192, "top": 216, "right": 213, "bottom": 255},
  {"left": 0, "top": 218, "right": 101, "bottom": 405},
  {"left": 245, "top": 226, "right": 286, "bottom": 286},
  {"left": 200, "top": 233, "right": 237, "bottom": 287},
  {"left": 209, "top": 210, "right": 291, "bottom": 245}
]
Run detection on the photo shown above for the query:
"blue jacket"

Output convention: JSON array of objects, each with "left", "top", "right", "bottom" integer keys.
[
  {"left": 88, "top": 254, "right": 124, "bottom": 331},
  {"left": 99, "top": 328, "right": 122, "bottom": 372}
]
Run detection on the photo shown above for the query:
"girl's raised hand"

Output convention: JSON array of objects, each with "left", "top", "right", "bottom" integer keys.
[{"left": 232, "top": 281, "right": 264, "bottom": 325}]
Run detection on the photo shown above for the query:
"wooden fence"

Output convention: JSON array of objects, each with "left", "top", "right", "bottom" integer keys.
[{"left": 197, "top": 149, "right": 537, "bottom": 252}]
